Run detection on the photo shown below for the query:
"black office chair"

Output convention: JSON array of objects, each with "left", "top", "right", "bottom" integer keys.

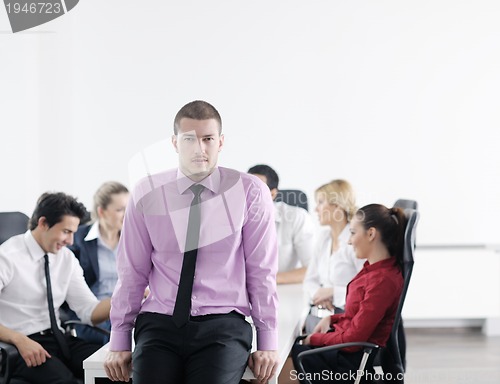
[
  {"left": 393, "top": 199, "right": 418, "bottom": 211},
  {"left": 295, "top": 209, "right": 419, "bottom": 384},
  {"left": 0, "top": 212, "right": 29, "bottom": 245},
  {"left": 388, "top": 199, "right": 417, "bottom": 373},
  {"left": 275, "top": 189, "right": 309, "bottom": 211}
]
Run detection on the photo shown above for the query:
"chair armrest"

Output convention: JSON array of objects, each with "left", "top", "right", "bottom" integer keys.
[
  {"left": 295, "top": 341, "right": 380, "bottom": 384},
  {"left": 63, "top": 320, "right": 111, "bottom": 336},
  {"left": 0, "top": 341, "right": 20, "bottom": 384}
]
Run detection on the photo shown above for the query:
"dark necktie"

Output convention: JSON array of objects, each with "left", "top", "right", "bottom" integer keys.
[
  {"left": 172, "top": 184, "right": 204, "bottom": 328},
  {"left": 43, "top": 254, "right": 71, "bottom": 360}
]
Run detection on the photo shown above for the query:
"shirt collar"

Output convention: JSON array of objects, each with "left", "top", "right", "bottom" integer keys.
[
  {"left": 84, "top": 222, "right": 100, "bottom": 241},
  {"left": 363, "top": 257, "right": 398, "bottom": 272},
  {"left": 24, "top": 230, "right": 49, "bottom": 262},
  {"left": 338, "top": 224, "right": 351, "bottom": 244},
  {"left": 176, "top": 167, "right": 220, "bottom": 195}
]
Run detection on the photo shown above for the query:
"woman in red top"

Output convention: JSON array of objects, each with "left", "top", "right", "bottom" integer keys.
[{"left": 291, "top": 204, "right": 407, "bottom": 383}]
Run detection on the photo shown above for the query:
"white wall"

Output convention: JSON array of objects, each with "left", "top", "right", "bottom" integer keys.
[{"left": 1, "top": 0, "right": 499, "bottom": 246}]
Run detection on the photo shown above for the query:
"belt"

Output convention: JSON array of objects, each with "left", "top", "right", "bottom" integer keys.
[{"left": 189, "top": 311, "right": 245, "bottom": 322}]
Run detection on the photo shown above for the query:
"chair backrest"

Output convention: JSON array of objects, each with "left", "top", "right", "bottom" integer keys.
[
  {"left": 379, "top": 208, "right": 419, "bottom": 378},
  {"left": 275, "top": 189, "right": 309, "bottom": 211},
  {"left": 393, "top": 199, "right": 418, "bottom": 211},
  {"left": 0, "top": 212, "right": 29, "bottom": 245}
]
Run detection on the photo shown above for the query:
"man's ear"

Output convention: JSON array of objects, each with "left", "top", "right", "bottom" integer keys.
[
  {"left": 172, "top": 134, "right": 179, "bottom": 153},
  {"left": 270, "top": 188, "right": 278, "bottom": 200},
  {"left": 218, "top": 134, "right": 224, "bottom": 152},
  {"left": 38, "top": 216, "right": 48, "bottom": 230}
]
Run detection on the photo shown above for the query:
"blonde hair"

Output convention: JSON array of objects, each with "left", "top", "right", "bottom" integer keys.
[
  {"left": 92, "top": 181, "right": 129, "bottom": 221},
  {"left": 315, "top": 179, "right": 357, "bottom": 220}
]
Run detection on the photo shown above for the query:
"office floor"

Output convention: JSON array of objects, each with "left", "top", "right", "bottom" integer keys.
[
  {"left": 277, "top": 327, "right": 500, "bottom": 384},
  {"left": 405, "top": 327, "right": 500, "bottom": 384}
]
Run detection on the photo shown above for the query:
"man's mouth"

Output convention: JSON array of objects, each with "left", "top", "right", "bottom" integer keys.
[{"left": 192, "top": 158, "right": 208, "bottom": 163}]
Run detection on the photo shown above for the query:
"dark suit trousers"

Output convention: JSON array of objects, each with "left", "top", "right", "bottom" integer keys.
[
  {"left": 12, "top": 333, "right": 101, "bottom": 384},
  {"left": 291, "top": 343, "right": 363, "bottom": 384},
  {"left": 132, "top": 311, "right": 252, "bottom": 384}
]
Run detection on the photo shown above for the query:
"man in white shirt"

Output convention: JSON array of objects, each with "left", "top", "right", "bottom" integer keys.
[
  {"left": 0, "top": 192, "right": 111, "bottom": 384},
  {"left": 248, "top": 164, "right": 315, "bottom": 284}
]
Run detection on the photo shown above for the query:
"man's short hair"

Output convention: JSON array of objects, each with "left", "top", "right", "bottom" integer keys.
[
  {"left": 247, "top": 164, "right": 279, "bottom": 190},
  {"left": 28, "top": 192, "right": 90, "bottom": 230},
  {"left": 173, "top": 100, "right": 222, "bottom": 135}
]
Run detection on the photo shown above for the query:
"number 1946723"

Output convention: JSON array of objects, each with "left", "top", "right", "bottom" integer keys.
[{"left": 5, "top": 2, "right": 62, "bottom": 14}]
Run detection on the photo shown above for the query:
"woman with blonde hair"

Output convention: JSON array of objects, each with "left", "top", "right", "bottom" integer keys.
[
  {"left": 303, "top": 179, "right": 364, "bottom": 332},
  {"left": 68, "top": 181, "right": 129, "bottom": 345}
]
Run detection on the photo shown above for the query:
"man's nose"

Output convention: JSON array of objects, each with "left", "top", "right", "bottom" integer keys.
[{"left": 65, "top": 233, "right": 74, "bottom": 246}]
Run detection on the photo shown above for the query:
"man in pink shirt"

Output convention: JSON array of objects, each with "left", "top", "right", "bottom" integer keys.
[{"left": 104, "top": 100, "right": 279, "bottom": 384}]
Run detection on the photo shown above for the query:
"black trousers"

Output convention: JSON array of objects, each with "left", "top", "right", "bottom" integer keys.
[
  {"left": 132, "top": 311, "right": 252, "bottom": 384},
  {"left": 12, "top": 333, "right": 101, "bottom": 384},
  {"left": 291, "top": 343, "right": 364, "bottom": 384}
]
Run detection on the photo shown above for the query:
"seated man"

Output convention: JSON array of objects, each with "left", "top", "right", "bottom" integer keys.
[
  {"left": 248, "top": 164, "right": 315, "bottom": 284},
  {"left": 0, "top": 192, "right": 111, "bottom": 384}
]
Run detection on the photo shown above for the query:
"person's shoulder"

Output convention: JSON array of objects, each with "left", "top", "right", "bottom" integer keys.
[
  {"left": 74, "top": 223, "right": 92, "bottom": 238},
  {"left": 366, "top": 260, "right": 403, "bottom": 288},
  {"left": 0, "top": 232, "right": 25, "bottom": 254},
  {"left": 220, "top": 167, "right": 267, "bottom": 192},
  {"left": 131, "top": 168, "right": 177, "bottom": 201},
  {"left": 275, "top": 201, "right": 310, "bottom": 221}
]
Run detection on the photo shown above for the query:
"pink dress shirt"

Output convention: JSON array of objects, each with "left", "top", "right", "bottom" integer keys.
[{"left": 109, "top": 167, "right": 278, "bottom": 351}]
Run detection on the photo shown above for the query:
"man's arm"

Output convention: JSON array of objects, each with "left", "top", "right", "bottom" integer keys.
[
  {"left": 242, "top": 180, "right": 280, "bottom": 380},
  {"left": 276, "top": 266, "right": 307, "bottom": 284},
  {"left": 0, "top": 324, "right": 51, "bottom": 367},
  {"left": 91, "top": 298, "right": 111, "bottom": 325}
]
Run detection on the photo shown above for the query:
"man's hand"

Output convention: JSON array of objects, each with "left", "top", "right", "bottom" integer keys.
[
  {"left": 247, "top": 350, "right": 279, "bottom": 383},
  {"left": 15, "top": 336, "right": 51, "bottom": 367},
  {"left": 104, "top": 350, "right": 132, "bottom": 382}
]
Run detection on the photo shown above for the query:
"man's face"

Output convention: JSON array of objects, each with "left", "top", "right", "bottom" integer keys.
[
  {"left": 38, "top": 215, "right": 80, "bottom": 254},
  {"left": 172, "top": 118, "right": 224, "bottom": 181},
  {"left": 252, "top": 174, "right": 278, "bottom": 200}
]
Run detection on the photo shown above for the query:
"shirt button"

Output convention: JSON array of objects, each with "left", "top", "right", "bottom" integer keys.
[
  {"left": 192, "top": 309, "right": 198, "bottom": 314},
  {"left": 192, "top": 295, "right": 196, "bottom": 300}
]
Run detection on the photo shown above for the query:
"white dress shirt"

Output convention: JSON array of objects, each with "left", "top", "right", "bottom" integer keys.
[
  {"left": 274, "top": 201, "right": 315, "bottom": 272},
  {"left": 0, "top": 231, "right": 100, "bottom": 336},
  {"left": 303, "top": 224, "right": 365, "bottom": 308}
]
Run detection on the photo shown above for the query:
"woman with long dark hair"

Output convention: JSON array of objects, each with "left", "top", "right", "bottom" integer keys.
[{"left": 291, "top": 204, "right": 407, "bottom": 383}]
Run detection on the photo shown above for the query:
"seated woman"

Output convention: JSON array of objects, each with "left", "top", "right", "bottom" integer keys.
[
  {"left": 69, "top": 181, "right": 129, "bottom": 345},
  {"left": 303, "top": 179, "right": 364, "bottom": 333},
  {"left": 292, "top": 204, "right": 406, "bottom": 383}
]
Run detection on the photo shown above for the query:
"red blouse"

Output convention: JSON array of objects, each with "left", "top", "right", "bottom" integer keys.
[{"left": 309, "top": 257, "right": 403, "bottom": 352}]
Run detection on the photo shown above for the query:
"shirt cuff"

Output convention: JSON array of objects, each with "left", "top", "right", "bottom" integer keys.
[
  {"left": 256, "top": 329, "right": 278, "bottom": 351},
  {"left": 109, "top": 330, "right": 133, "bottom": 351}
]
